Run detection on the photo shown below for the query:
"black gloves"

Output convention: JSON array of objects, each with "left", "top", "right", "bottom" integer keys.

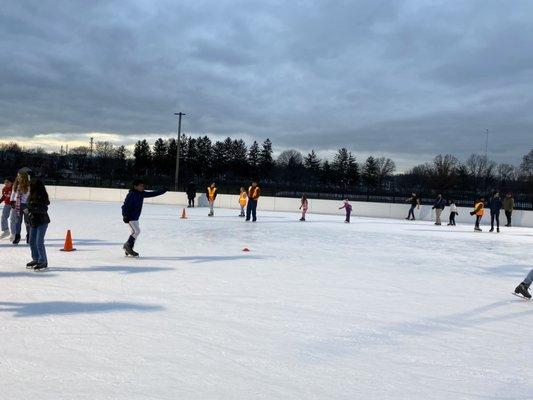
[{"left": 123, "top": 216, "right": 130, "bottom": 224}]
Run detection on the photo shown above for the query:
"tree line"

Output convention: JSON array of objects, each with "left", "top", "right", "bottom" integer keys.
[{"left": 0, "top": 138, "right": 531, "bottom": 204}]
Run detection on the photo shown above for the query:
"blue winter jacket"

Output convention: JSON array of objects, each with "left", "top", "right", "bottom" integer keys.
[
  {"left": 433, "top": 198, "right": 446, "bottom": 210},
  {"left": 489, "top": 197, "right": 502, "bottom": 213},
  {"left": 121, "top": 189, "right": 167, "bottom": 221}
]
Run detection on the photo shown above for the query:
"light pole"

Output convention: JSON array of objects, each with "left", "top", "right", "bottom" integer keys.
[{"left": 174, "top": 112, "right": 186, "bottom": 191}]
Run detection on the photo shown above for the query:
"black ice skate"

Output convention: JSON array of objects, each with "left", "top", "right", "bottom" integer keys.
[
  {"left": 514, "top": 283, "right": 531, "bottom": 299},
  {"left": 123, "top": 242, "right": 139, "bottom": 257},
  {"left": 26, "top": 260, "right": 38, "bottom": 269},
  {"left": 34, "top": 263, "right": 48, "bottom": 271},
  {"left": 12, "top": 234, "right": 21, "bottom": 244}
]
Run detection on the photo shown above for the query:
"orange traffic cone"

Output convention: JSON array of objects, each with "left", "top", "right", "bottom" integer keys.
[
  {"left": 180, "top": 208, "right": 187, "bottom": 219},
  {"left": 60, "top": 230, "right": 76, "bottom": 252},
  {"left": 242, "top": 247, "right": 250, "bottom": 252}
]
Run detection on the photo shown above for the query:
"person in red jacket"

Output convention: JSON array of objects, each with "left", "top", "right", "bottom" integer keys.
[{"left": 1, "top": 177, "right": 14, "bottom": 239}]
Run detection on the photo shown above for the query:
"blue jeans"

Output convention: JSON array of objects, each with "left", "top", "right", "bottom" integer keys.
[
  {"left": 1, "top": 204, "right": 11, "bottom": 232},
  {"left": 246, "top": 200, "right": 257, "bottom": 221},
  {"left": 11, "top": 204, "right": 29, "bottom": 236},
  {"left": 524, "top": 269, "right": 533, "bottom": 286},
  {"left": 30, "top": 223, "right": 48, "bottom": 264}
]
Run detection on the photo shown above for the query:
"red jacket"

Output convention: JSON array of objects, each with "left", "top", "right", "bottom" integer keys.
[{"left": 1, "top": 186, "right": 12, "bottom": 205}]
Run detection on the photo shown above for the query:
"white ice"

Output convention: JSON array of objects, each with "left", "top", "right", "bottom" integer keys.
[{"left": 1, "top": 200, "right": 532, "bottom": 399}]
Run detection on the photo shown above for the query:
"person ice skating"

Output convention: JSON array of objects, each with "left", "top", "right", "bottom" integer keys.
[
  {"left": 488, "top": 191, "right": 502, "bottom": 233},
  {"left": 503, "top": 192, "right": 514, "bottom": 227},
  {"left": 470, "top": 197, "right": 485, "bottom": 231},
  {"left": 26, "top": 179, "right": 50, "bottom": 271},
  {"left": 339, "top": 198, "right": 352, "bottom": 223},
  {"left": 121, "top": 179, "right": 167, "bottom": 257},
  {"left": 447, "top": 199, "right": 458, "bottom": 226},
  {"left": 514, "top": 269, "right": 533, "bottom": 299},
  {"left": 246, "top": 181, "right": 260, "bottom": 222},
  {"left": 206, "top": 182, "right": 217, "bottom": 217},
  {"left": 10, "top": 171, "right": 31, "bottom": 244},
  {"left": 186, "top": 182, "right": 196, "bottom": 208},
  {"left": 300, "top": 194, "right": 308, "bottom": 221},
  {"left": 238, "top": 187, "right": 247, "bottom": 217},
  {"left": 405, "top": 192, "right": 420, "bottom": 220},
  {"left": 1, "top": 177, "right": 14, "bottom": 239},
  {"left": 432, "top": 194, "right": 446, "bottom": 225}
]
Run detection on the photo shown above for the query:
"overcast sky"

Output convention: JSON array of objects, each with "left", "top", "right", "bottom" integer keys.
[{"left": 1, "top": 0, "right": 532, "bottom": 170}]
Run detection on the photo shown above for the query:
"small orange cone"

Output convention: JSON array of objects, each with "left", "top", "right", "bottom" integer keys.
[
  {"left": 180, "top": 208, "right": 187, "bottom": 219},
  {"left": 60, "top": 230, "right": 76, "bottom": 252},
  {"left": 242, "top": 247, "right": 250, "bottom": 252}
]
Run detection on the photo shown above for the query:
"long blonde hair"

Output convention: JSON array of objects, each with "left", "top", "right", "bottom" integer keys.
[{"left": 13, "top": 171, "right": 30, "bottom": 194}]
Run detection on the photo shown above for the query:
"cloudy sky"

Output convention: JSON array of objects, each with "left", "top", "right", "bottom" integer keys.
[{"left": 1, "top": 0, "right": 532, "bottom": 170}]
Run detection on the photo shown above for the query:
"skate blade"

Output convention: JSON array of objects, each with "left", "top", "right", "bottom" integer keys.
[{"left": 512, "top": 293, "right": 531, "bottom": 300}]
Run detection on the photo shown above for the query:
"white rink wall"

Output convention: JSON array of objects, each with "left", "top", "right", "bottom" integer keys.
[{"left": 8, "top": 185, "right": 533, "bottom": 227}]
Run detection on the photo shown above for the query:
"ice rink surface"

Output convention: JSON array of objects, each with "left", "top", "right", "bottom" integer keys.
[{"left": 1, "top": 200, "right": 532, "bottom": 399}]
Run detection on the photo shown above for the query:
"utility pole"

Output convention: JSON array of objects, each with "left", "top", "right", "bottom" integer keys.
[
  {"left": 174, "top": 112, "right": 186, "bottom": 191},
  {"left": 90, "top": 137, "right": 94, "bottom": 157},
  {"left": 485, "top": 129, "right": 489, "bottom": 159}
]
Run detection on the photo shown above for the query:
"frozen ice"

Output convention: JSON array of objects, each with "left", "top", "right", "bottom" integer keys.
[{"left": 1, "top": 200, "right": 532, "bottom": 399}]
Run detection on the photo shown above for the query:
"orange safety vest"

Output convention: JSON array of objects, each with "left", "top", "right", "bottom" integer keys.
[
  {"left": 207, "top": 187, "right": 217, "bottom": 201},
  {"left": 239, "top": 192, "right": 247, "bottom": 206},
  {"left": 248, "top": 186, "right": 260, "bottom": 200},
  {"left": 474, "top": 201, "right": 484, "bottom": 216}
]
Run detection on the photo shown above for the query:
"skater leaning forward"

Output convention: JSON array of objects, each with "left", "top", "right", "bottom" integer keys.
[
  {"left": 246, "top": 181, "right": 260, "bottom": 222},
  {"left": 470, "top": 197, "right": 485, "bottom": 231},
  {"left": 206, "top": 183, "right": 217, "bottom": 217},
  {"left": 121, "top": 179, "right": 167, "bottom": 257}
]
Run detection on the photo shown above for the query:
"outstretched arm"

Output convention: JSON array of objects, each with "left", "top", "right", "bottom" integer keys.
[{"left": 142, "top": 189, "right": 167, "bottom": 198}]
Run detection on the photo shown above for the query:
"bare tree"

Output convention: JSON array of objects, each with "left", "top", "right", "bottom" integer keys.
[
  {"left": 376, "top": 157, "right": 396, "bottom": 187},
  {"left": 520, "top": 149, "right": 533, "bottom": 178},
  {"left": 277, "top": 149, "right": 303, "bottom": 167},
  {"left": 497, "top": 163, "right": 517, "bottom": 183}
]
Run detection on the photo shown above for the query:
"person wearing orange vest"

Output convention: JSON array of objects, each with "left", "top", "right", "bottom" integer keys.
[
  {"left": 238, "top": 187, "right": 247, "bottom": 217},
  {"left": 246, "top": 181, "right": 260, "bottom": 222},
  {"left": 469, "top": 197, "right": 485, "bottom": 231},
  {"left": 206, "top": 182, "right": 217, "bottom": 217}
]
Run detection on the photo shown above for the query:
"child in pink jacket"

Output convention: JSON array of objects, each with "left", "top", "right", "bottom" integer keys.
[{"left": 339, "top": 198, "right": 352, "bottom": 223}]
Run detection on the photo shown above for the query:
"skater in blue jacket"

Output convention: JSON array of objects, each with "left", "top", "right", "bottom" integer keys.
[
  {"left": 121, "top": 179, "right": 166, "bottom": 257},
  {"left": 514, "top": 269, "right": 532, "bottom": 299}
]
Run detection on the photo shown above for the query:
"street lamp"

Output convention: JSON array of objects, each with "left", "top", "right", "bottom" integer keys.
[{"left": 174, "top": 112, "right": 186, "bottom": 191}]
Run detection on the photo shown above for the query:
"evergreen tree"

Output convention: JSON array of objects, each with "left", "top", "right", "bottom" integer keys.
[
  {"left": 166, "top": 138, "right": 178, "bottom": 174},
  {"left": 259, "top": 138, "right": 274, "bottom": 176},
  {"left": 194, "top": 136, "right": 212, "bottom": 177},
  {"left": 304, "top": 150, "right": 321, "bottom": 172},
  {"left": 133, "top": 139, "right": 152, "bottom": 173},
  {"left": 152, "top": 138, "right": 168, "bottom": 173},
  {"left": 231, "top": 139, "right": 249, "bottom": 177},
  {"left": 362, "top": 156, "right": 379, "bottom": 189},
  {"left": 248, "top": 141, "right": 260, "bottom": 176}
]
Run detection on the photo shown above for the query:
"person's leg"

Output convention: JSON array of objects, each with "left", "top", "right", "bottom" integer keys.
[
  {"left": 12, "top": 211, "right": 22, "bottom": 235},
  {"left": 524, "top": 269, "right": 533, "bottom": 286},
  {"left": 407, "top": 206, "right": 414, "bottom": 220},
  {"left": 475, "top": 215, "right": 480, "bottom": 229},
  {"left": 436, "top": 209, "right": 441, "bottom": 225},
  {"left": 209, "top": 202, "right": 214, "bottom": 215},
  {"left": 508, "top": 210, "right": 512, "bottom": 226},
  {"left": 36, "top": 224, "right": 48, "bottom": 264},
  {"left": 252, "top": 200, "right": 257, "bottom": 221},
  {"left": 246, "top": 201, "right": 252, "bottom": 221},
  {"left": 490, "top": 213, "right": 495, "bottom": 230},
  {"left": 495, "top": 212, "right": 500, "bottom": 230},
  {"left": 29, "top": 226, "right": 39, "bottom": 262},
  {"left": 240, "top": 204, "right": 245, "bottom": 216},
  {"left": 346, "top": 210, "right": 351, "bottom": 223},
  {"left": 1, "top": 204, "right": 11, "bottom": 232},
  {"left": 127, "top": 220, "right": 140, "bottom": 247}
]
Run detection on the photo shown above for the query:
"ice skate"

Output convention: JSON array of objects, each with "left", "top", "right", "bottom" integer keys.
[
  {"left": 34, "top": 263, "right": 48, "bottom": 271},
  {"left": 489, "top": 228, "right": 494, "bottom": 232},
  {"left": 26, "top": 260, "right": 38, "bottom": 269},
  {"left": 514, "top": 283, "right": 531, "bottom": 299},
  {"left": 0, "top": 231, "right": 10, "bottom": 239},
  {"left": 123, "top": 242, "right": 139, "bottom": 257},
  {"left": 497, "top": 228, "right": 500, "bottom": 233},
  {"left": 474, "top": 227, "right": 482, "bottom": 232},
  {"left": 12, "top": 234, "right": 21, "bottom": 244}
]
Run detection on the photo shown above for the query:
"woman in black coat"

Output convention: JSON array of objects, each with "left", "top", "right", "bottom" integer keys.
[{"left": 26, "top": 179, "right": 50, "bottom": 271}]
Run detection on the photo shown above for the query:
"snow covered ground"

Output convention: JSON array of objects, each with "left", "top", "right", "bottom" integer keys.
[{"left": 1, "top": 200, "right": 532, "bottom": 400}]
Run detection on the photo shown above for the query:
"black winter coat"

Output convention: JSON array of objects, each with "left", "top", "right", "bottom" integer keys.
[{"left": 28, "top": 196, "right": 51, "bottom": 228}]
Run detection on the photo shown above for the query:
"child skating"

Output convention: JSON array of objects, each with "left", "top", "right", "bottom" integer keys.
[
  {"left": 10, "top": 171, "right": 31, "bottom": 244},
  {"left": 514, "top": 269, "right": 532, "bottom": 299},
  {"left": 299, "top": 195, "right": 308, "bottom": 221},
  {"left": 339, "top": 198, "right": 352, "bottom": 223},
  {"left": 206, "top": 182, "right": 217, "bottom": 217},
  {"left": 238, "top": 187, "right": 247, "bottom": 217},
  {"left": 470, "top": 197, "right": 485, "bottom": 232},
  {"left": 1, "top": 177, "right": 13, "bottom": 239},
  {"left": 447, "top": 199, "right": 458, "bottom": 226},
  {"left": 121, "top": 179, "right": 166, "bottom": 257}
]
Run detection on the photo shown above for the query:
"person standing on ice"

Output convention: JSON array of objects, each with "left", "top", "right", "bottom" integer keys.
[
  {"left": 405, "top": 192, "right": 420, "bottom": 220},
  {"left": 206, "top": 182, "right": 217, "bottom": 217},
  {"left": 470, "top": 197, "right": 485, "bottom": 232},
  {"left": 121, "top": 179, "right": 167, "bottom": 257},
  {"left": 432, "top": 194, "right": 446, "bottom": 225},
  {"left": 503, "top": 192, "right": 514, "bottom": 227},
  {"left": 238, "top": 187, "right": 247, "bottom": 217},
  {"left": 10, "top": 170, "right": 31, "bottom": 244},
  {"left": 26, "top": 179, "right": 50, "bottom": 271},
  {"left": 447, "top": 199, "right": 458, "bottom": 226},
  {"left": 514, "top": 269, "right": 533, "bottom": 299},
  {"left": 246, "top": 181, "right": 260, "bottom": 222},
  {"left": 339, "top": 198, "right": 352, "bottom": 223},
  {"left": 186, "top": 182, "right": 196, "bottom": 208},
  {"left": 299, "top": 194, "right": 308, "bottom": 221},
  {"left": 1, "top": 177, "right": 14, "bottom": 239},
  {"left": 488, "top": 191, "right": 502, "bottom": 233}
]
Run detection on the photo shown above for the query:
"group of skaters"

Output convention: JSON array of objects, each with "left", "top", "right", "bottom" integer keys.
[
  {"left": 1, "top": 170, "right": 51, "bottom": 271},
  {"left": 405, "top": 191, "right": 515, "bottom": 232}
]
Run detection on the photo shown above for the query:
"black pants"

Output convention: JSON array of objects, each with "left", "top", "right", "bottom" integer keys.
[
  {"left": 188, "top": 197, "right": 195, "bottom": 207},
  {"left": 491, "top": 212, "right": 500, "bottom": 230},
  {"left": 449, "top": 212, "right": 456, "bottom": 225},
  {"left": 346, "top": 210, "right": 351, "bottom": 222},
  {"left": 505, "top": 210, "right": 512, "bottom": 226},
  {"left": 407, "top": 205, "right": 416, "bottom": 220},
  {"left": 246, "top": 200, "right": 257, "bottom": 221},
  {"left": 475, "top": 215, "right": 482, "bottom": 229}
]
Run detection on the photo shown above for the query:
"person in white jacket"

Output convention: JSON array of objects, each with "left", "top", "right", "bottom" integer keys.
[
  {"left": 10, "top": 171, "right": 31, "bottom": 244},
  {"left": 447, "top": 199, "right": 458, "bottom": 226}
]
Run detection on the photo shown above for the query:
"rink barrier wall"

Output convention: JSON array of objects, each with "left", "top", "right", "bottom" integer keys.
[{"left": 3, "top": 185, "right": 533, "bottom": 227}]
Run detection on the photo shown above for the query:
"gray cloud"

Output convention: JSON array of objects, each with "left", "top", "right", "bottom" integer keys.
[{"left": 1, "top": 0, "right": 532, "bottom": 167}]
